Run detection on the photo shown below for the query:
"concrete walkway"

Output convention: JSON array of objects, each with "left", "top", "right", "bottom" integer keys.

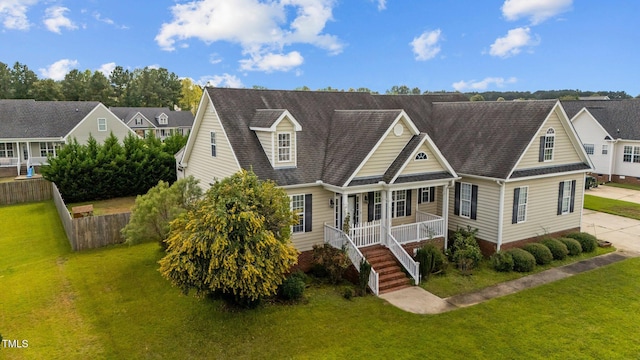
[
  {"left": 381, "top": 185, "right": 640, "bottom": 314},
  {"left": 380, "top": 252, "right": 635, "bottom": 314}
]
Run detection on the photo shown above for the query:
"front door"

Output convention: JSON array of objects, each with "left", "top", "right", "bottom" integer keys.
[{"left": 347, "top": 195, "right": 360, "bottom": 225}]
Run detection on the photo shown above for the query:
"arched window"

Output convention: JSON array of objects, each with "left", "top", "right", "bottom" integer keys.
[
  {"left": 415, "top": 151, "right": 428, "bottom": 160},
  {"left": 544, "top": 128, "right": 555, "bottom": 161}
]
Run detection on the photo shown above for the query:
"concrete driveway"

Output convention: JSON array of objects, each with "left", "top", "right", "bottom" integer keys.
[{"left": 582, "top": 185, "right": 640, "bottom": 254}]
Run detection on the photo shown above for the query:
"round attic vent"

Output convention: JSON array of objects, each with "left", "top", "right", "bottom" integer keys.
[{"left": 393, "top": 124, "right": 404, "bottom": 136}]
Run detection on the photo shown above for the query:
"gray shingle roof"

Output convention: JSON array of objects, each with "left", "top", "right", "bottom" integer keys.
[
  {"left": 203, "top": 88, "right": 582, "bottom": 185},
  {"left": 250, "top": 109, "right": 288, "bottom": 128},
  {"left": 510, "top": 163, "right": 591, "bottom": 178},
  {"left": 562, "top": 99, "right": 640, "bottom": 140},
  {"left": 382, "top": 133, "right": 427, "bottom": 183},
  {"left": 0, "top": 99, "right": 100, "bottom": 139},
  {"left": 110, "top": 107, "right": 194, "bottom": 128}
]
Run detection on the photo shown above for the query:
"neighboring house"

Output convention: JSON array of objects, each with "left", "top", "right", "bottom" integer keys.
[
  {"left": 0, "top": 99, "right": 136, "bottom": 177},
  {"left": 179, "top": 88, "right": 592, "bottom": 294},
  {"left": 563, "top": 99, "right": 640, "bottom": 184},
  {"left": 110, "top": 107, "right": 194, "bottom": 141}
]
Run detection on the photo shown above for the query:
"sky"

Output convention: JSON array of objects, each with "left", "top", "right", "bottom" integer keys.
[{"left": 1, "top": 0, "right": 640, "bottom": 95}]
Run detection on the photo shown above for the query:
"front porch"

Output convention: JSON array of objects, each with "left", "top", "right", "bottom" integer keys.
[
  {"left": 322, "top": 182, "right": 451, "bottom": 295},
  {"left": 0, "top": 141, "right": 59, "bottom": 176}
]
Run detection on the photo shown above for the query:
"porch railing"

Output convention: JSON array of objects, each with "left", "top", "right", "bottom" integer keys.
[
  {"left": 0, "top": 157, "right": 19, "bottom": 167},
  {"left": 324, "top": 224, "right": 380, "bottom": 295},
  {"left": 349, "top": 219, "right": 381, "bottom": 247},
  {"left": 391, "top": 216, "right": 445, "bottom": 243},
  {"left": 387, "top": 233, "right": 420, "bottom": 286},
  {"left": 29, "top": 157, "right": 49, "bottom": 166},
  {"left": 417, "top": 210, "right": 440, "bottom": 222}
]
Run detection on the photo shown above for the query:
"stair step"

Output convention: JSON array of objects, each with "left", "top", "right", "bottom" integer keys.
[
  {"left": 369, "top": 259, "right": 398, "bottom": 270},
  {"left": 379, "top": 278, "right": 411, "bottom": 293},
  {"left": 379, "top": 271, "right": 408, "bottom": 283}
]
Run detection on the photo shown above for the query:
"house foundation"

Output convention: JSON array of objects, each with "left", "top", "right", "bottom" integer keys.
[{"left": 468, "top": 227, "right": 582, "bottom": 256}]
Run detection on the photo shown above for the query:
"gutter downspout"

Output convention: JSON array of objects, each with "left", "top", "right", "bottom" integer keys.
[
  {"left": 496, "top": 180, "right": 505, "bottom": 252},
  {"left": 608, "top": 139, "right": 619, "bottom": 182},
  {"left": 443, "top": 180, "right": 454, "bottom": 250}
]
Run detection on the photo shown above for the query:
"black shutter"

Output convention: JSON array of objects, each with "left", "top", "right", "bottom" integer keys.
[
  {"left": 470, "top": 185, "right": 478, "bottom": 220},
  {"left": 557, "top": 182, "right": 564, "bottom": 215},
  {"left": 417, "top": 188, "right": 422, "bottom": 204},
  {"left": 429, "top": 187, "right": 436, "bottom": 203},
  {"left": 512, "top": 188, "right": 520, "bottom": 224},
  {"left": 454, "top": 182, "right": 461, "bottom": 216},
  {"left": 304, "top": 194, "right": 312, "bottom": 232},
  {"left": 539, "top": 136, "right": 546, "bottom": 162},
  {"left": 367, "top": 192, "right": 374, "bottom": 222},
  {"left": 406, "top": 189, "right": 412, "bottom": 216},
  {"left": 570, "top": 180, "right": 576, "bottom": 213}
]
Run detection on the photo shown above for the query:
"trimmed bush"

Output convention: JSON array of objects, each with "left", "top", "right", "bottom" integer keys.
[
  {"left": 278, "top": 271, "right": 306, "bottom": 301},
  {"left": 491, "top": 251, "right": 514, "bottom": 272},
  {"left": 559, "top": 237, "right": 583, "bottom": 256},
  {"left": 523, "top": 243, "right": 553, "bottom": 265},
  {"left": 565, "top": 232, "right": 598, "bottom": 253},
  {"left": 507, "top": 248, "right": 536, "bottom": 272},
  {"left": 448, "top": 227, "right": 482, "bottom": 273},
  {"left": 415, "top": 243, "right": 447, "bottom": 280},
  {"left": 541, "top": 238, "right": 569, "bottom": 260},
  {"left": 312, "top": 243, "right": 350, "bottom": 284},
  {"left": 357, "top": 259, "right": 372, "bottom": 296}
]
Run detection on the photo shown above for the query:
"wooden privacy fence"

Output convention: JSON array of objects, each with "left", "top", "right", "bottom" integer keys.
[
  {"left": 51, "top": 182, "right": 131, "bottom": 251},
  {"left": 0, "top": 178, "right": 52, "bottom": 205}
]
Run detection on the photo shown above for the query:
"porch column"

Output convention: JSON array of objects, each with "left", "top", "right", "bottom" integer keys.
[
  {"left": 15, "top": 141, "right": 20, "bottom": 176},
  {"left": 380, "top": 190, "right": 387, "bottom": 245},
  {"left": 442, "top": 184, "right": 450, "bottom": 249},
  {"left": 341, "top": 193, "right": 349, "bottom": 231},
  {"left": 385, "top": 189, "right": 393, "bottom": 246}
]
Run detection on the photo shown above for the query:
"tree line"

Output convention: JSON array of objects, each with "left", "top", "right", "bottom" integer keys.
[{"left": 0, "top": 61, "right": 202, "bottom": 111}]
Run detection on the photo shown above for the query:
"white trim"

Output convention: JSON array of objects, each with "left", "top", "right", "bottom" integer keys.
[
  {"left": 515, "top": 185, "right": 528, "bottom": 223},
  {"left": 97, "top": 118, "right": 107, "bottom": 132},
  {"left": 459, "top": 182, "right": 472, "bottom": 219},
  {"left": 276, "top": 131, "right": 292, "bottom": 163},
  {"left": 388, "top": 132, "right": 459, "bottom": 184},
  {"left": 496, "top": 180, "right": 505, "bottom": 251},
  {"left": 249, "top": 109, "right": 302, "bottom": 132},
  {"left": 290, "top": 194, "right": 305, "bottom": 233},
  {"left": 570, "top": 107, "right": 612, "bottom": 139},
  {"left": 543, "top": 127, "right": 555, "bottom": 161}
]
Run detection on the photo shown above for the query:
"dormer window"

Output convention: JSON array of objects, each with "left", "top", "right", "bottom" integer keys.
[
  {"left": 134, "top": 117, "right": 143, "bottom": 125},
  {"left": 158, "top": 114, "right": 168, "bottom": 125},
  {"left": 278, "top": 132, "right": 291, "bottom": 162},
  {"left": 415, "top": 151, "right": 428, "bottom": 160}
]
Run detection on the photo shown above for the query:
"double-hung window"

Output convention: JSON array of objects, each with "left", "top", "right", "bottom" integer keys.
[
  {"left": 39, "top": 142, "right": 58, "bottom": 157},
  {"left": 419, "top": 187, "right": 435, "bottom": 203},
  {"left": 623, "top": 146, "right": 640, "bottom": 163},
  {"left": 602, "top": 144, "right": 608, "bottom": 155},
  {"left": 543, "top": 128, "right": 555, "bottom": 161},
  {"left": 278, "top": 133, "right": 291, "bottom": 162},
  {"left": 0, "top": 143, "right": 14, "bottom": 158},
  {"left": 454, "top": 182, "right": 478, "bottom": 220},
  {"left": 561, "top": 181, "right": 572, "bottom": 214},
  {"left": 392, "top": 191, "right": 406, "bottom": 218},
  {"left": 512, "top": 187, "right": 528, "bottom": 223},
  {"left": 98, "top": 118, "right": 107, "bottom": 132},
  {"left": 291, "top": 194, "right": 305, "bottom": 233},
  {"left": 557, "top": 180, "right": 576, "bottom": 215},
  {"left": 460, "top": 183, "right": 472, "bottom": 218},
  {"left": 210, "top": 132, "right": 216, "bottom": 157},
  {"left": 373, "top": 191, "right": 382, "bottom": 220}
]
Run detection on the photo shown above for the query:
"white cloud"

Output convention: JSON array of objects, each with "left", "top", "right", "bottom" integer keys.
[
  {"left": 239, "top": 51, "right": 303, "bottom": 72},
  {"left": 410, "top": 29, "right": 442, "bottom": 61},
  {"left": 209, "top": 53, "right": 222, "bottom": 65},
  {"left": 502, "top": 0, "right": 572, "bottom": 25},
  {"left": 93, "top": 12, "right": 128, "bottom": 29},
  {"left": 39, "top": 59, "right": 79, "bottom": 80},
  {"left": 199, "top": 73, "right": 244, "bottom": 88},
  {"left": 0, "top": 0, "right": 38, "bottom": 30},
  {"left": 155, "top": 0, "right": 342, "bottom": 72},
  {"left": 452, "top": 77, "right": 517, "bottom": 91},
  {"left": 43, "top": 6, "right": 77, "bottom": 34},
  {"left": 489, "top": 27, "right": 539, "bottom": 58},
  {"left": 97, "top": 62, "right": 116, "bottom": 77}
]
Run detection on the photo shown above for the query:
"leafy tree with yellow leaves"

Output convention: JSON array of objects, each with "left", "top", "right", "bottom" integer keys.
[{"left": 159, "top": 169, "right": 299, "bottom": 306}]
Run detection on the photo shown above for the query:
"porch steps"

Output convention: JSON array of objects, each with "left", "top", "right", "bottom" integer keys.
[{"left": 360, "top": 245, "right": 411, "bottom": 294}]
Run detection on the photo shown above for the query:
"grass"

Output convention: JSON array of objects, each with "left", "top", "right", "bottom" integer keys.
[
  {"left": 66, "top": 196, "right": 136, "bottom": 215},
  {"left": 602, "top": 182, "right": 640, "bottom": 191},
  {"left": 421, "top": 246, "right": 614, "bottom": 298},
  {"left": 3, "top": 201, "right": 640, "bottom": 359},
  {"left": 584, "top": 194, "right": 640, "bottom": 220}
]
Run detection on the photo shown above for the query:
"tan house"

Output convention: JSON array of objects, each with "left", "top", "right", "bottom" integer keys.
[
  {"left": 0, "top": 100, "right": 136, "bottom": 177},
  {"left": 178, "top": 88, "right": 592, "bottom": 295}
]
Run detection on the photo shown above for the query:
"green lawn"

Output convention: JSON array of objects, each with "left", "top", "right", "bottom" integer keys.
[
  {"left": 584, "top": 194, "right": 640, "bottom": 220},
  {"left": 602, "top": 182, "right": 640, "bottom": 191},
  {"left": 2, "top": 201, "right": 640, "bottom": 359}
]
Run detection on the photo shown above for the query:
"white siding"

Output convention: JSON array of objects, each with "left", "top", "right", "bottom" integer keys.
[
  {"left": 287, "top": 186, "right": 335, "bottom": 252},
  {"left": 448, "top": 178, "right": 500, "bottom": 243},
  {"left": 516, "top": 110, "right": 583, "bottom": 170},
  {"left": 400, "top": 142, "right": 447, "bottom": 175},
  {"left": 572, "top": 112, "right": 611, "bottom": 175},
  {"left": 502, "top": 175, "right": 584, "bottom": 244},
  {"left": 183, "top": 102, "right": 240, "bottom": 190},
  {"left": 612, "top": 141, "right": 640, "bottom": 178},
  {"left": 355, "top": 120, "right": 413, "bottom": 177}
]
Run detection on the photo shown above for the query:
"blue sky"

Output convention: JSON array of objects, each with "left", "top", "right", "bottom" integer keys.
[{"left": 1, "top": 0, "right": 639, "bottom": 95}]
